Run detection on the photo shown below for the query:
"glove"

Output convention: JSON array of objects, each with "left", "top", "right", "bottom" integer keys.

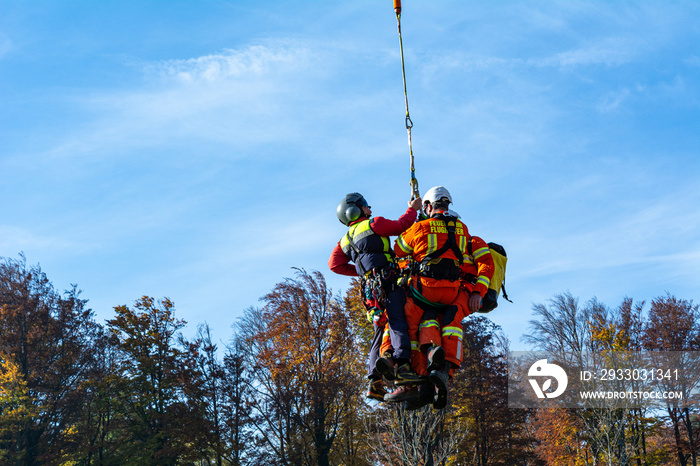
[
  {"left": 366, "top": 307, "right": 382, "bottom": 323},
  {"left": 374, "top": 311, "right": 387, "bottom": 327}
]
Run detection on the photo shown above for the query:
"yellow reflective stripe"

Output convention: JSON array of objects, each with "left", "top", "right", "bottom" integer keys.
[
  {"left": 458, "top": 235, "right": 467, "bottom": 254},
  {"left": 382, "top": 327, "right": 391, "bottom": 338},
  {"left": 442, "top": 325, "right": 463, "bottom": 339},
  {"left": 473, "top": 247, "right": 490, "bottom": 259},
  {"left": 426, "top": 233, "right": 438, "bottom": 255},
  {"left": 341, "top": 220, "right": 394, "bottom": 259},
  {"left": 419, "top": 319, "right": 439, "bottom": 331},
  {"left": 381, "top": 237, "right": 392, "bottom": 263},
  {"left": 340, "top": 219, "right": 372, "bottom": 250},
  {"left": 396, "top": 235, "right": 413, "bottom": 254},
  {"left": 411, "top": 340, "right": 420, "bottom": 351},
  {"left": 349, "top": 219, "right": 373, "bottom": 241},
  {"left": 477, "top": 276, "right": 491, "bottom": 288}
]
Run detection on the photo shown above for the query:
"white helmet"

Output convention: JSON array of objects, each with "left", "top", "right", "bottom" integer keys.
[{"left": 423, "top": 186, "right": 452, "bottom": 205}]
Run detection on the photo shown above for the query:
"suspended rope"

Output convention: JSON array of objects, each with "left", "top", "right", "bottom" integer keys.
[{"left": 394, "top": 0, "right": 420, "bottom": 200}]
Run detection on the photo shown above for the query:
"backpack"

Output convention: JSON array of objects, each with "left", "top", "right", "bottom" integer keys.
[{"left": 468, "top": 239, "right": 512, "bottom": 313}]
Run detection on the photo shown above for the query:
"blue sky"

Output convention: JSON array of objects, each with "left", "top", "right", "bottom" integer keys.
[{"left": 1, "top": 1, "right": 699, "bottom": 350}]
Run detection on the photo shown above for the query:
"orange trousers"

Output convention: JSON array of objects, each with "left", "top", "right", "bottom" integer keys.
[{"left": 404, "top": 283, "right": 472, "bottom": 376}]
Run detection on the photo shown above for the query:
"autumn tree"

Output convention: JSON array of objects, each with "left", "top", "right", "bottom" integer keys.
[
  {"left": 366, "top": 404, "right": 463, "bottom": 466},
  {"left": 68, "top": 328, "right": 131, "bottom": 465},
  {"left": 220, "top": 339, "right": 257, "bottom": 465},
  {"left": 179, "top": 322, "right": 258, "bottom": 465},
  {"left": 232, "top": 305, "right": 297, "bottom": 465},
  {"left": 106, "top": 295, "right": 197, "bottom": 464},
  {"left": 531, "top": 407, "right": 591, "bottom": 465},
  {"left": 174, "top": 322, "right": 229, "bottom": 463},
  {"left": 0, "top": 255, "right": 101, "bottom": 465},
  {"left": 0, "top": 355, "right": 38, "bottom": 464},
  {"left": 643, "top": 294, "right": 700, "bottom": 466},
  {"left": 233, "top": 269, "right": 366, "bottom": 466},
  {"left": 526, "top": 292, "right": 700, "bottom": 465},
  {"left": 450, "top": 316, "right": 540, "bottom": 465}
]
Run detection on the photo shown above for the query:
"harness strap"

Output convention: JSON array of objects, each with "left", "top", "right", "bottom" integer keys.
[
  {"left": 407, "top": 284, "right": 449, "bottom": 312},
  {"left": 422, "top": 217, "right": 463, "bottom": 265},
  {"left": 344, "top": 231, "right": 367, "bottom": 276}
]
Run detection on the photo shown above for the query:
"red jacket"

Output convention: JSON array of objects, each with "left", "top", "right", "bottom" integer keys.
[{"left": 328, "top": 207, "right": 418, "bottom": 277}]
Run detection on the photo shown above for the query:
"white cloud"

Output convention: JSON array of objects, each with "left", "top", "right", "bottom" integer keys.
[
  {"left": 542, "top": 37, "right": 644, "bottom": 68},
  {"left": 147, "top": 43, "right": 318, "bottom": 83},
  {"left": 26, "top": 40, "right": 353, "bottom": 165},
  {"left": 511, "top": 180, "right": 700, "bottom": 286},
  {"left": 424, "top": 36, "right": 644, "bottom": 74}
]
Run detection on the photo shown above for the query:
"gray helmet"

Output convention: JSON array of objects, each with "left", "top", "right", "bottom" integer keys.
[{"left": 336, "top": 192, "right": 369, "bottom": 226}]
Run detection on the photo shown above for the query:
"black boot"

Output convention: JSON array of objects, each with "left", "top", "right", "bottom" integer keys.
[
  {"left": 375, "top": 357, "right": 396, "bottom": 381},
  {"left": 429, "top": 366, "right": 449, "bottom": 410},
  {"left": 366, "top": 379, "right": 387, "bottom": 402},
  {"left": 405, "top": 383, "right": 434, "bottom": 411},
  {"left": 395, "top": 363, "right": 426, "bottom": 385}
]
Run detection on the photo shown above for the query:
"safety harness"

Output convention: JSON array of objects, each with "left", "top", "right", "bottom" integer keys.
[
  {"left": 343, "top": 221, "right": 398, "bottom": 321},
  {"left": 416, "top": 215, "right": 463, "bottom": 282}
]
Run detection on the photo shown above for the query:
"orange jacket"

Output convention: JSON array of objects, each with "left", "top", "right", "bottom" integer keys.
[{"left": 394, "top": 213, "right": 494, "bottom": 297}]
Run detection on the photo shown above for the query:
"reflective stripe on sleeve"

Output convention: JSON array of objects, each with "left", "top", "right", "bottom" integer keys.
[
  {"left": 473, "top": 246, "right": 491, "bottom": 259},
  {"left": 477, "top": 275, "right": 491, "bottom": 288},
  {"left": 396, "top": 235, "right": 413, "bottom": 254}
]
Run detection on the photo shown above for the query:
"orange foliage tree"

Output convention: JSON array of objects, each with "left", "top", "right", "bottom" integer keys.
[{"left": 233, "top": 269, "right": 367, "bottom": 466}]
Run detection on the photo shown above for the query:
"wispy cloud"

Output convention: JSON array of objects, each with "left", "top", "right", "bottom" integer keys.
[
  {"left": 538, "top": 37, "right": 645, "bottom": 68},
  {"left": 146, "top": 43, "right": 319, "bottom": 82},
  {"left": 422, "top": 35, "right": 645, "bottom": 76},
  {"left": 512, "top": 179, "right": 700, "bottom": 285},
  {"left": 26, "top": 40, "right": 351, "bottom": 165}
]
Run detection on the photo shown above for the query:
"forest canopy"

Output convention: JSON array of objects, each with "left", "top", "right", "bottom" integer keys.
[{"left": 1, "top": 255, "right": 698, "bottom": 465}]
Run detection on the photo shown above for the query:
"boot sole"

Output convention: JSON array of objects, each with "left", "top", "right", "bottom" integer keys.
[
  {"left": 384, "top": 388, "right": 419, "bottom": 402},
  {"left": 429, "top": 370, "right": 448, "bottom": 410},
  {"left": 427, "top": 346, "right": 445, "bottom": 372}
]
